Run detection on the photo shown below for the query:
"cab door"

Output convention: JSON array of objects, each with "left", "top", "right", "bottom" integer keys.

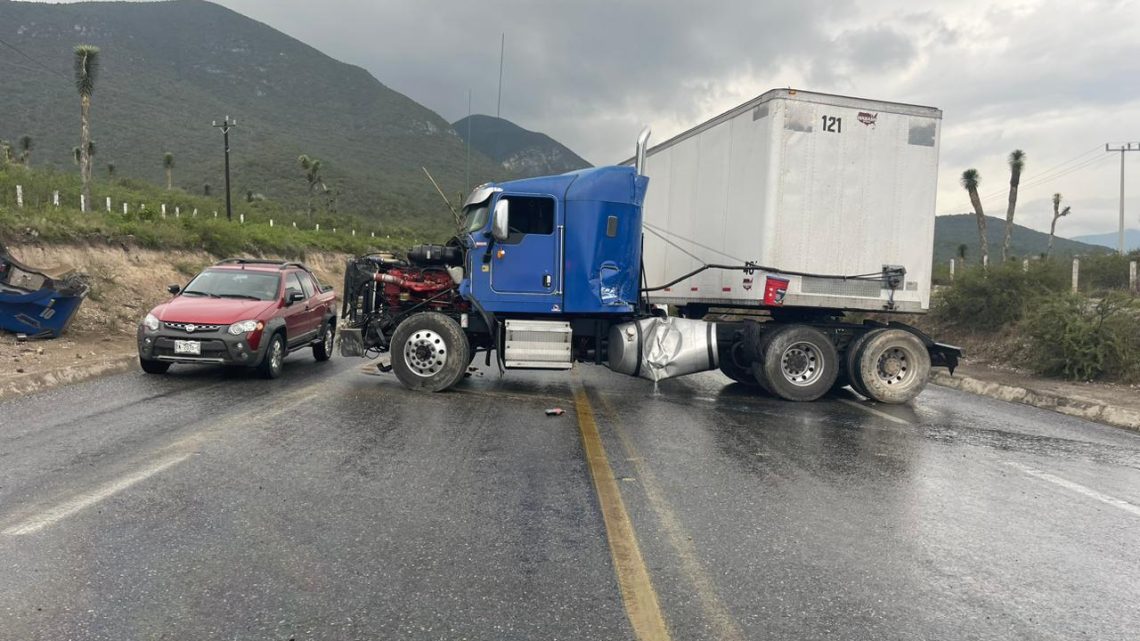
[{"left": 489, "top": 194, "right": 561, "bottom": 298}]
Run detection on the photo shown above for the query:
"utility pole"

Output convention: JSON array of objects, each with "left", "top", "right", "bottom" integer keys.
[
  {"left": 465, "top": 89, "right": 472, "bottom": 192},
  {"left": 497, "top": 33, "right": 505, "bottom": 119},
  {"left": 1106, "top": 142, "right": 1139, "bottom": 254},
  {"left": 213, "top": 116, "right": 238, "bottom": 221}
]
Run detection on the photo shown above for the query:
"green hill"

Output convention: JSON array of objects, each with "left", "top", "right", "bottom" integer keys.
[
  {"left": 452, "top": 115, "right": 591, "bottom": 178},
  {"left": 933, "top": 214, "right": 1109, "bottom": 265},
  {"left": 0, "top": 0, "right": 508, "bottom": 236}
]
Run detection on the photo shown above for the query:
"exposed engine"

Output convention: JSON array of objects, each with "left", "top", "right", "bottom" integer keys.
[{"left": 339, "top": 243, "right": 469, "bottom": 357}]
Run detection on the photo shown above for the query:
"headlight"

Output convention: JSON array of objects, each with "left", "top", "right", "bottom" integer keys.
[
  {"left": 228, "top": 320, "right": 263, "bottom": 335},
  {"left": 143, "top": 313, "right": 160, "bottom": 331}
]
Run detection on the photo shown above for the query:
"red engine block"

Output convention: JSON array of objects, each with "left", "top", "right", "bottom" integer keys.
[{"left": 374, "top": 267, "right": 463, "bottom": 311}]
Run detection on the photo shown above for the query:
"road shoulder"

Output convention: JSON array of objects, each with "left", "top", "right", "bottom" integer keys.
[{"left": 932, "top": 363, "right": 1140, "bottom": 432}]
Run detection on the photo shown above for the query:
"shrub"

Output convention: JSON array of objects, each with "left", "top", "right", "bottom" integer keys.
[
  {"left": 932, "top": 262, "right": 1067, "bottom": 330},
  {"left": 1022, "top": 293, "right": 1140, "bottom": 382}
]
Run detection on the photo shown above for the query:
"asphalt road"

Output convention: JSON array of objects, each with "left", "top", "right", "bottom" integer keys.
[{"left": 1, "top": 351, "right": 1139, "bottom": 640}]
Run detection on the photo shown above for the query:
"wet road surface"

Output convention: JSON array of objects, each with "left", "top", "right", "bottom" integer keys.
[{"left": 1, "top": 353, "right": 1138, "bottom": 640}]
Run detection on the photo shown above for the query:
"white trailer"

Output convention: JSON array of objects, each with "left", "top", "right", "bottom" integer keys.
[
  {"left": 640, "top": 88, "right": 941, "bottom": 314},
  {"left": 628, "top": 89, "right": 957, "bottom": 404}
]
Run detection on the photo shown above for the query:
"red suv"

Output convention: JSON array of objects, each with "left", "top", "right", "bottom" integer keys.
[{"left": 137, "top": 259, "right": 337, "bottom": 378}]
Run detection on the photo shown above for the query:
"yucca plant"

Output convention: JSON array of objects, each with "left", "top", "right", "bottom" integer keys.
[
  {"left": 18, "top": 135, "right": 33, "bottom": 167},
  {"left": 1047, "top": 193, "right": 1072, "bottom": 259},
  {"left": 163, "top": 152, "right": 174, "bottom": 190},
  {"left": 961, "top": 168, "right": 988, "bottom": 268},
  {"left": 74, "top": 44, "right": 100, "bottom": 212},
  {"left": 298, "top": 154, "right": 325, "bottom": 220},
  {"left": 1002, "top": 149, "right": 1025, "bottom": 262}
]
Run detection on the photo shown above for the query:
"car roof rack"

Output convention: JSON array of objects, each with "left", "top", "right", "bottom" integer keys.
[{"left": 214, "top": 258, "right": 313, "bottom": 272}]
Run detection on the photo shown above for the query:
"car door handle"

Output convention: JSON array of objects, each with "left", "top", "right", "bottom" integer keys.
[{"left": 543, "top": 274, "right": 552, "bottom": 288}]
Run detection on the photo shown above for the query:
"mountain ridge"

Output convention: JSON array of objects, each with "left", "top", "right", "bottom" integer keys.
[
  {"left": 0, "top": 0, "right": 507, "bottom": 233},
  {"left": 453, "top": 114, "right": 592, "bottom": 178}
]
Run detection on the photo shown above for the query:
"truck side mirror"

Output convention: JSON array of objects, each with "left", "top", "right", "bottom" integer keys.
[
  {"left": 491, "top": 199, "right": 510, "bottom": 242},
  {"left": 167, "top": 284, "right": 181, "bottom": 295}
]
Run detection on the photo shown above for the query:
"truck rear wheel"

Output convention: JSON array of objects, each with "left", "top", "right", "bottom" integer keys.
[
  {"left": 844, "top": 330, "right": 880, "bottom": 399},
  {"left": 751, "top": 325, "right": 838, "bottom": 402},
  {"left": 391, "top": 312, "right": 470, "bottom": 392},
  {"left": 853, "top": 329, "right": 931, "bottom": 404}
]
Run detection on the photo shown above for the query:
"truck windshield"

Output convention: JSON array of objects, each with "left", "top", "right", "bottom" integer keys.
[
  {"left": 182, "top": 270, "right": 281, "bottom": 301},
  {"left": 463, "top": 202, "right": 490, "bottom": 234}
]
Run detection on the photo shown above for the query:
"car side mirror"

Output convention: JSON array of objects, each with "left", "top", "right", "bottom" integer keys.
[
  {"left": 286, "top": 290, "right": 305, "bottom": 305},
  {"left": 167, "top": 284, "right": 181, "bottom": 295},
  {"left": 491, "top": 199, "right": 510, "bottom": 242}
]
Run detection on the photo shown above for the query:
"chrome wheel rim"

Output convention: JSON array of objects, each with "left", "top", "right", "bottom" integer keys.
[
  {"left": 874, "top": 346, "right": 913, "bottom": 386},
  {"left": 780, "top": 341, "right": 824, "bottom": 386},
  {"left": 270, "top": 338, "right": 283, "bottom": 374},
  {"left": 404, "top": 329, "right": 447, "bottom": 377},
  {"left": 323, "top": 326, "right": 333, "bottom": 353}
]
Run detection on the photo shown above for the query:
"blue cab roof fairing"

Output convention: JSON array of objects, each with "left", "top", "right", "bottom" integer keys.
[{"left": 493, "top": 165, "right": 648, "bottom": 207}]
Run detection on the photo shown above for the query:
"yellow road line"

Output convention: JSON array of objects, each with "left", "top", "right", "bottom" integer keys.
[
  {"left": 594, "top": 390, "right": 746, "bottom": 641},
  {"left": 573, "top": 386, "right": 672, "bottom": 641}
]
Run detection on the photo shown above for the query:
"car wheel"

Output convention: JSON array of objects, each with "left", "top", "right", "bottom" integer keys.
[
  {"left": 752, "top": 324, "right": 839, "bottom": 402},
  {"left": 313, "top": 321, "right": 334, "bottom": 362},
  {"left": 257, "top": 332, "right": 286, "bottom": 379},
  {"left": 139, "top": 357, "right": 170, "bottom": 375},
  {"left": 854, "top": 329, "right": 931, "bottom": 404},
  {"left": 391, "top": 312, "right": 470, "bottom": 392}
]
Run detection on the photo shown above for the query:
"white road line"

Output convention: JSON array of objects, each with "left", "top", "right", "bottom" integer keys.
[
  {"left": 1006, "top": 462, "right": 1140, "bottom": 518},
  {"left": 837, "top": 398, "right": 912, "bottom": 425},
  {"left": 2, "top": 453, "right": 192, "bottom": 536}
]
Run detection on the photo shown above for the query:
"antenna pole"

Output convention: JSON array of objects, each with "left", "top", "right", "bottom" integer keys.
[{"left": 497, "top": 33, "right": 504, "bottom": 119}]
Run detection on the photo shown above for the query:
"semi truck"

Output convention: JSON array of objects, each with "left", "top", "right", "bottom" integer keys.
[{"left": 338, "top": 89, "right": 960, "bottom": 403}]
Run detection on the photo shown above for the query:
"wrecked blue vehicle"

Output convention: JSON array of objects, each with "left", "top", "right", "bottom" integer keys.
[{"left": 0, "top": 243, "right": 89, "bottom": 338}]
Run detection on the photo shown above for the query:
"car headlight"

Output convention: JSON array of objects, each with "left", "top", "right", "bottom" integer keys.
[
  {"left": 143, "top": 313, "right": 160, "bottom": 331},
  {"left": 228, "top": 320, "right": 264, "bottom": 335}
]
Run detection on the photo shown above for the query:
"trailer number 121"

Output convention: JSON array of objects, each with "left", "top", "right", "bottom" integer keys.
[{"left": 821, "top": 115, "right": 842, "bottom": 133}]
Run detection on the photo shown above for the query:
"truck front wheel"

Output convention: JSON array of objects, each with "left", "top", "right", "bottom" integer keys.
[
  {"left": 852, "top": 329, "right": 931, "bottom": 404},
  {"left": 752, "top": 325, "right": 838, "bottom": 402},
  {"left": 718, "top": 342, "right": 760, "bottom": 386},
  {"left": 391, "top": 313, "right": 470, "bottom": 392}
]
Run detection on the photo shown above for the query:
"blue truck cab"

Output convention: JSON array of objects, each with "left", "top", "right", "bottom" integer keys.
[{"left": 459, "top": 166, "right": 649, "bottom": 316}]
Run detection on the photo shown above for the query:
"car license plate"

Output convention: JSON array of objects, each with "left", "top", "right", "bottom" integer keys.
[{"left": 173, "top": 340, "right": 201, "bottom": 355}]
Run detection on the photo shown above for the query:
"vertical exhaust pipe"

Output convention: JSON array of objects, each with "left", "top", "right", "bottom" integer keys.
[{"left": 635, "top": 126, "right": 652, "bottom": 176}]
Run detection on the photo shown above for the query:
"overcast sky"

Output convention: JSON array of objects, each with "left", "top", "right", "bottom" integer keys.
[{"left": 34, "top": 0, "right": 1140, "bottom": 237}]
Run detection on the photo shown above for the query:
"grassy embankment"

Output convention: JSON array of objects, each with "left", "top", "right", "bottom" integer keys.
[
  {"left": 0, "top": 163, "right": 449, "bottom": 258},
  {"left": 929, "top": 260, "right": 1140, "bottom": 383}
]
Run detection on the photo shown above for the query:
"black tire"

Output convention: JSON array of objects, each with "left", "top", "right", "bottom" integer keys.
[
  {"left": 751, "top": 325, "right": 839, "bottom": 402},
  {"left": 257, "top": 332, "right": 286, "bottom": 379},
  {"left": 313, "top": 320, "right": 334, "bottom": 361},
  {"left": 845, "top": 329, "right": 881, "bottom": 399},
  {"left": 854, "top": 329, "right": 931, "bottom": 404},
  {"left": 139, "top": 357, "right": 170, "bottom": 375},
  {"left": 391, "top": 312, "right": 470, "bottom": 392},
  {"left": 718, "top": 341, "right": 760, "bottom": 386}
]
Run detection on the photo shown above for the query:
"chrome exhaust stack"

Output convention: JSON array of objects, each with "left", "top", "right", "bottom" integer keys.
[{"left": 635, "top": 126, "right": 651, "bottom": 176}]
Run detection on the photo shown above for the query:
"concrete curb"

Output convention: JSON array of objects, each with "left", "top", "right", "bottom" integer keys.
[
  {"left": 932, "top": 371, "right": 1140, "bottom": 433},
  {"left": 0, "top": 354, "right": 136, "bottom": 401}
]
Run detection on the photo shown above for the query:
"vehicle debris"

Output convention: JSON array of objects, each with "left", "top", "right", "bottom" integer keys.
[{"left": 0, "top": 242, "right": 89, "bottom": 339}]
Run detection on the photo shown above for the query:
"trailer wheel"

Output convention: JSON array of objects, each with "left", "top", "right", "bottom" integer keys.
[
  {"left": 718, "top": 341, "right": 760, "bottom": 386},
  {"left": 844, "top": 330, "right": 880, "bottom": 399},
  {"left": 391, "top": 313, "right": 470, "bottom": 392},
  {"left": 854, "top": 329, "right": 931, "bottom": 404},
  {"left": 751, "top": 325, "right": 838, "bottom": 402}
]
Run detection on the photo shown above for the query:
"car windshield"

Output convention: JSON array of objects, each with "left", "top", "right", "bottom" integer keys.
[
  {"left": 463, "top": 202, "right": 490, "bottom": 234},
  {"left": 182, "top": 270, "right": 281, "bottom": 301}
]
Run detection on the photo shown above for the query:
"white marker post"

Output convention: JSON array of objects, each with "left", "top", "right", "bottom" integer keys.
[
  {"left": 79, "top": 194, "right": 85, "bottom": 211},
  {"left": 1130, "top": 261, "right": 1137, "bottom": 294},
  {"left": 106, "top": 196, "right": 112, "bottom": 212},
  {"left": 269, "top": 219, "right": 274, "bottom": 227},
  {"left": 53, "top": 191, "right": 59, "bottom": 207},
  {"left": 15, "top": 185, "right": 23, "bottom": 208},
  {"left": 949, "top": 258, "right": 955, "bottom": 281},
  {"left": 315, "top": 224, "right": 320, "bottom": 232},
  {"left": 239, "top": 213, "right": 244, "bottom": 224},
  {"left": 175, "top": 206, "right": 180, "bottom": 218},
  {"left": 1072, "top": 258, "right": 1080, "bottom": 293},
  {"left": 123, "top": 202, "right": 129, "bottom": 214},
  {"left": 161, "top": 204, "right": 167, "bottom": 217}
]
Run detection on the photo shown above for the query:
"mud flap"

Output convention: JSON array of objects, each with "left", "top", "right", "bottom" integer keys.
[{"left": 338, "top": 327, "right": 364, "bottom": 357}]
